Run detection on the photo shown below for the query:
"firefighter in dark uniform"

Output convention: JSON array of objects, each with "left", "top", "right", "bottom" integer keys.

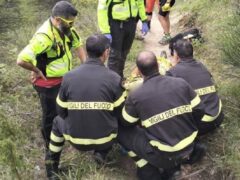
[
  {"left": 98, "top": 0, "right": 149, "bottom": 78},
  {"left": 166, "top": 39, "right": 224, "bottom": 135},
  {"left": 118, "top": 51, "right": 205, "bottom": 180},
  {"left": 45, "top": 34, "right": 126, "bottom": 179}
]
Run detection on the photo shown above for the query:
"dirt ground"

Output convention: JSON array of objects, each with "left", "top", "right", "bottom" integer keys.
[{"left": 142, "top": 11, "right": 182, "bottom": 55}]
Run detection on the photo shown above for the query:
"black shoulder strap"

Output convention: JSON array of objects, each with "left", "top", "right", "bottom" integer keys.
[{"left": 36, "top": 20, "right": 66, "bottom": 76}]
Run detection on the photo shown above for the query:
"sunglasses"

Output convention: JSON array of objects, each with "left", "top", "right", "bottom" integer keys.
[{"left": 57, "top": 16, "right": 74, "bottom": 26}]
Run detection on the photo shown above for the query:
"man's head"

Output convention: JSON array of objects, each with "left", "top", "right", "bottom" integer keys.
[
  {"left": 173, "top": 39, "right": 193, "bottom": 59},
  {"left": 136, "top": 51, "right": 159, "bottom": 77},
  {"left": 51, "top": 1, "right": 78, "bottom": 34},
  {"left": 86, "top": 34, "right": 110, "bottom": 62}
]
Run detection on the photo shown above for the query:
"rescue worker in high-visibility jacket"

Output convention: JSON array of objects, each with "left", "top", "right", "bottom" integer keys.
[
  {"left": 118, "top": 51, "right": 205, "bottom": 180},
  {"left": 45, "top": 34, "right": 126, "bottom": 179},
  {"left": 98, "top": 0, "right": 149, "bottom": 78},
  {"left": 17, "top": 1, "right": 86, "bottom": 148},
  {"left": 166, "top": 39, "right": 224, "bottom": 135}
]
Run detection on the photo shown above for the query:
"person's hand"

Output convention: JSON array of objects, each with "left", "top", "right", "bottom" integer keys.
[
  {"left": 141, "top": 22, "right": 149, "bottom": 36},
  {"left": 170, "top": 57, "right": 180, "bottom": 67},
  {"left": 104, "top": 34, "right": 112, "bottom": 43},
  {"left": 31, "top": 70, "right": 47, "bottom": 83}
]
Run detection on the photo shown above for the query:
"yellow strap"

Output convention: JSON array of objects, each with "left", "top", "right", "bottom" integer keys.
[
  {"left": 122, "top": 106, "right": 139, "bottom": 123},
  {"left": 195, "top": 85, "right": 216, "bottom": 96},
  {"left": 50, "top": 132, "right": 64, "bottom": 143},
  {"left": 150, "top": 131, "right": 198, "bottom": 152},
  {"left": 191, "top": 95, "right": 201, "bottom": 108},
  {"left": 114, "top": 91, "right": 127, "bottom": 107},
  {"left": 142, "top": 105, "right": 192, "bottom": 128},
  {"left": 63, "top": 133, "right": 117, "bottom": 145},
  {"left": 49, "top": 143, "right": 63, "bottom": 153},
  {"left": 202, "top": 100, "right": 222, "bottom": 122},
  {"left": 136, "top": 159, "right": 148, "bottom": 168}
]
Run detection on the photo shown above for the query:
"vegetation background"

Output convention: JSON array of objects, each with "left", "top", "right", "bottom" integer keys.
[{"left": 0, "top": 0, "right": 239, "bottom": 179}]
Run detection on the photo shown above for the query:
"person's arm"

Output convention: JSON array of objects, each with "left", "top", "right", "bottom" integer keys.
[
  {"left": 114, "top": 89, "right": 127, "bottom": 121},
  {"left": 75, "top": 46, "right": 86, "bottom": 63},
  {"left": 71, "top": 28, "right": 87, "bottom": 63},
  {"left": 56, "top": 77, "right": 69, "bottom": 119},
  {"left": 17, "top": 60, "right": 47, "bottom": 81},
  {"left": 120, "top": 95, "right": 139, "bottom": 126},
  {"left": 17, "top": 33, "right": 52, "bottom": 81},
  {"left": 137, "top": 0, "right": 148, "bottom": 22},
  {"left": 187, "top": 83, "right": 205, "bottom": 124},
  {"left": 97, "top": 0, "right": 111, "bottom": 34}
]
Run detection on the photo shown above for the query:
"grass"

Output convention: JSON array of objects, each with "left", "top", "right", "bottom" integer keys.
[
  {"left": 175, "top": 0, "right": 240, "bottom": 178},
  {"left": 0, "top": 1, "right": 142, "bottom": 179}
]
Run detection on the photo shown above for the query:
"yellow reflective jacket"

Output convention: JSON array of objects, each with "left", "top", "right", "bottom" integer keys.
[
  {"left": 98, "top": 0, "right": 147, "bottom": 34},
  {"left": 17, "top": 19, "right": 82, "bottom": 77}
]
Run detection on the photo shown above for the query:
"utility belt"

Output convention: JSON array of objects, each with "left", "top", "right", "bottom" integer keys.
[{"left": 110, "top": 17, "right": 137, "bottom": 29}]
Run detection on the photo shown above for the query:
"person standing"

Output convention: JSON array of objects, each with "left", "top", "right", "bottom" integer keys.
[
  {"left": 45, "top": 34, "right": 126, "bottom": 179},
  {"left": 158, "top": 0, "right": 175, "bottom": 45},
  {"left": 17, "top": 1, "right": 86, "bottom": 148},
  {"left": 98, "top": 0, "right": 149, "bottom": 78},
  {"left": 145, "top": 0, "right": 158, "bottom": 29},
  {"left": 144, "top": 0, "right": 175, "bottom": 44}
]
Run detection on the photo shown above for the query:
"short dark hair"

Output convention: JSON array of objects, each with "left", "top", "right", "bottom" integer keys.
[
  {"left": 52, "top": 1, "right": 78, "bottom": 19},
  {"left": 173, "top": 39, "right": 193, "bottom": 58},
  {"left": 86, "top": 34, "right": 110, "bottom": 58},
  {"left": 169, "top": 33, "right": 183, "bottom": 56},
  {"left": 136, "top": 51, "right": 159, "bottom": 77}
]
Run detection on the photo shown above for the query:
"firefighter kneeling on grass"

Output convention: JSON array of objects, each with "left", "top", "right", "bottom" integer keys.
[
  {"left": 166, "top": 39, "right": 224, "bottom": 135},
  {"left": 45, "top": 34, "right": 126, "bottom": 179},
  {"left": 118, "top": 51, "right": 206, "bottom": 180}
]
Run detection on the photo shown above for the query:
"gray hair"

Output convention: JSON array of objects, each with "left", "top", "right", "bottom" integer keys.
[{"left": 52, "top": 1, "right": 78, "bottom": 19}]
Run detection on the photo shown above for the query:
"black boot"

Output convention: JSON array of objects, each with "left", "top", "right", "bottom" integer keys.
[
  {"left": 45, "top": 150, "right": 61, "bottom": 180},
  {"left": 137, "top": 164, "right": 163, "bottom": 180},
  {"left": 93, "top": 148, "right": 111, "bottom": 165},
  {"left": 161, "top": 165, "right": 181, "bottom": 180},
  {"left": 185, "top": 142, "right": 206, "bottom": 165},
  {"left": 46, "top": 161, "right": 59, "bottom": 180}
]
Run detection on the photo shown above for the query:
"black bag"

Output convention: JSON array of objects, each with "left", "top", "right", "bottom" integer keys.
[{"left": 169, "top": 28, "right": 202, "bottom": 56}]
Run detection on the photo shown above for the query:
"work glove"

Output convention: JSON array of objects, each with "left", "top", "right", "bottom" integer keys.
[
  {"left": 141, "top": 22, "right": 149, "bottom": 36},
  {"left": 104, "top": 34, "right": 112, "bottom": 43}
]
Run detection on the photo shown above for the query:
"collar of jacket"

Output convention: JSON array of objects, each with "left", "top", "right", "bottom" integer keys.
[
  {"left": 85, "top": 58, "right": 105, "bottom": 66},
  {"left": 144, "top": 72, "right": 160, "bottom": 83},
  {"left": 179, "top": 58, "right": 196, "bottom": 63},
  {"left": 49, "top": 18, "right": 64, "bottom": 39}
]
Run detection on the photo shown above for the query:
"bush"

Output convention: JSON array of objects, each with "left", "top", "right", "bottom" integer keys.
[{"left": 220, "top": 13, "right": 240, "bottom": 67}]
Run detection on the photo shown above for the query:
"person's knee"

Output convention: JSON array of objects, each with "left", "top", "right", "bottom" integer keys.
[
  {"left": 159, "top": 10, "right": 170, "bottom": 18},
  {"left": 109, "top": 48, "right": 122, "bottom": 59}
]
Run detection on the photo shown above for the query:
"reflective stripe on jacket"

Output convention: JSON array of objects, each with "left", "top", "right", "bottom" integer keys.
[
  {"left": 166, "top": 59, "right": 222, "bottom": 122},
  {"left": 98, "top": 0, "right": 147, "bottom": 33},
  {"left": 57, "top": 58, "right": 126, "bottom": 146},
  {"left": 18, "top": 19, "right": 82, "bottom": 77},
  {"left": 122, "top": 74, "right": 201, "bottom": 152}
]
